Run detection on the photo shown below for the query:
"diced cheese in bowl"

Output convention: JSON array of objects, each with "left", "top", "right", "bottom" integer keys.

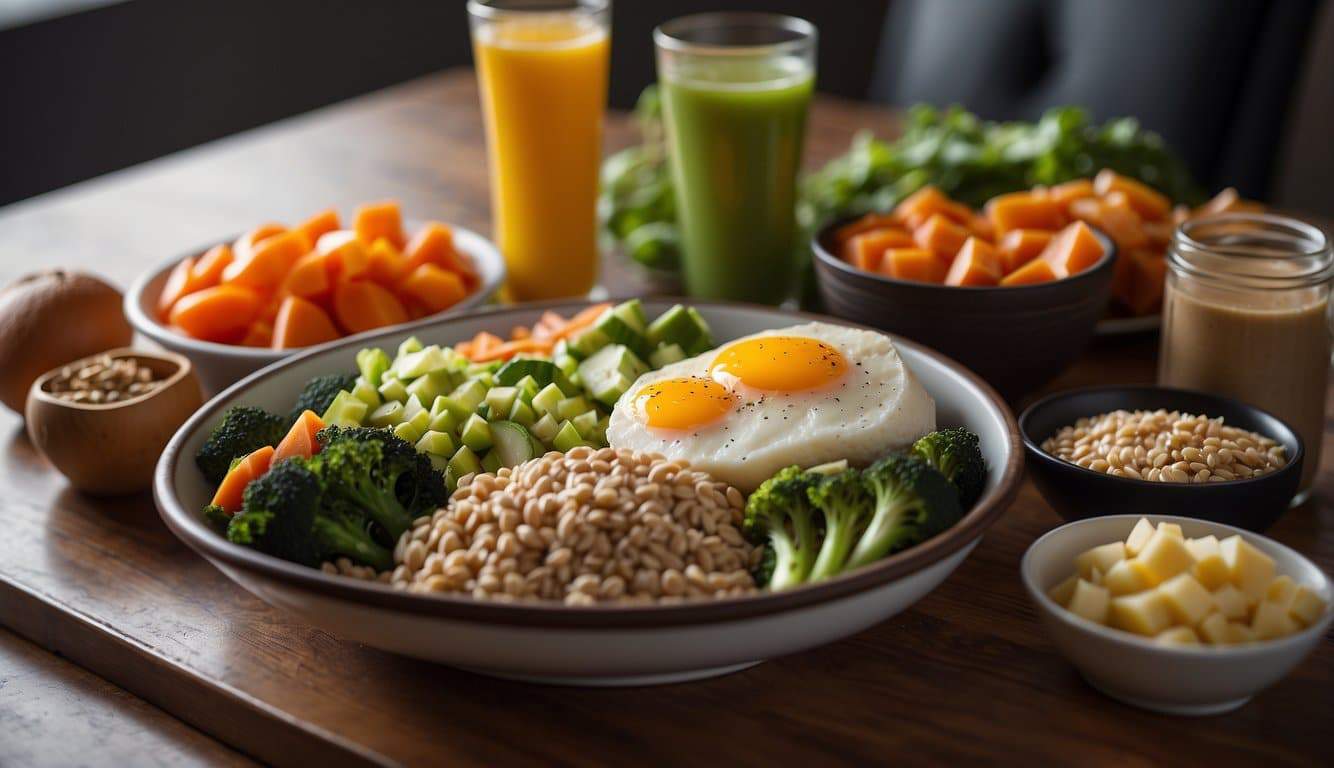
[{"left": 1046, "top": 518, "right": 1328, "bottom": 646}]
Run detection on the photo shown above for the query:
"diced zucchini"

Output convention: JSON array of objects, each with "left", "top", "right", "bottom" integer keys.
[
  {"left": 485, "top": 386, "right": 519, "bottom": 416},
  {"left": 465, "top": 368, "right": 495, "bottom": 388},
  {"left": 569, "top": 327, "right": 611, "bottom": 359},
  {"left": 481, "top": 450, "right": 503, "bottom": 474},
  {"left": 377, "top": 377, "right": 409, "bottom": 404},
  {"left": 611, "top": 299, "right": 648, "bottom": 333},
  {"left": 571, "top": 409, "right": 599, "bottom": 438},
  {"left": 490, "top": 421, "right": 538, "bottom": 468},
  {"left": 460, "top": 414, "right": 494, "bottom": 452},
  {"left": 431, "top": 395, "right": 473, "bottom": 423},
  {"left": 508, "top": 398, "right": 537, "bottom": 427},
  {"left": 350, "top": 376, "right": 382, "bottom": 408},
  {"left": 647, "top": 304, "right": 714, "bottom": 354},
  {"left": 406, "top": 370, "right": 454, "bottom": 406},
  {"left": 475, "top": 403, "right": 492, "bottom": 420},
  {"left": 531, "top": 382, "right": 564, "bottom": 417},
  {"left": 392, "top": 345, "right": 451, "bottom": 380},
  {"left": 430, "top": 453, "right": 451, "bottom": 473},
  {"left": 356, "top": 348, "right": 391, "bottom": 387},
  {"left": 555, "top": 396, "right": 593, "bottom": 422},
  {"left": 427, "top": 409, "right": 459, "bottom": 435},
  {"left": 531, "top": 413, "right": 560, "bottom": 444},
  {"left": 449, "top": 379, "right": 488, "bottom": 412},
  {"left": 397, "top": 336, "right": 424, "bottom": 357},
  {"left": 367, "top": 400, "right": 407, "bottom": 427},
  {"left": 393, "top": 419, "right": 425, "bottom": 444},
  {"left": 512, "top": 374, "right": 540, "bottom": 402},
  {"left": 416, "top": 430, "right": 457, "bottom": 457},
  {"left": 448, "top": 445, "right": 482, "bottom": 477},
  {"left": 649, "top": 343, "right": 686, "bottom": 369},
  {"left": 552, "top": 420, "right": 585, "bottom": 452},
  {"left": 496, "top": 358, "right": 563, "bottom": 387},
  {"left": 402, "top": 394, "right": 426, "bottom": 422},
  {"left": 592, "top": 309, "right": 651, "bottom": 359},
  {"left": 577, "top": 344, "right": 648, "bottom": 407},
  {"left": 321, "top": 391, "right": 368, "bottom": 427}
]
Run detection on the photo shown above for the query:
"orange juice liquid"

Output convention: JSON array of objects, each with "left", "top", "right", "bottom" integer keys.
[{"left": 474, "top": 16, "right": 609, "bottom": 301}]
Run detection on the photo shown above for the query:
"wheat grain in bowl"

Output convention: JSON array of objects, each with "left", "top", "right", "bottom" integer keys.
[{"left": 1040, "top": 409, "right": 1286, "bottom": 483}]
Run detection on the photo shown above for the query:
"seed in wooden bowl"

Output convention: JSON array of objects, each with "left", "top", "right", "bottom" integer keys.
[
  {"left": 1040, "top": 410, "right": 1286, "bottom": 483},
  {"left": 44, "top": 353, "right": 166, "bottom": 404}
]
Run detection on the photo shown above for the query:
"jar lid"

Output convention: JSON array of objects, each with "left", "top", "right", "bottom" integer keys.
[{"left": 1171, "top": 213, "right": 1333, "bottom": 290}]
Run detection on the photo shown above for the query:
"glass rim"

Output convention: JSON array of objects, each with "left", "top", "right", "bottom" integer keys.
[
  {"left": 1170, "top": 212, "right": 1334, "bottom": 289},
  {"left": 467, "top": 0, "right": 608, "bottom": 21},
  {"left": 653, "top": 12, "right": 816, "bottom": 57}
]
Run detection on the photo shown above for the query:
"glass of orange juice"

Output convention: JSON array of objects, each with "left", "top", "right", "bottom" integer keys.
[{"left": 468, "top": 0, "right": 611, "bottom": 302}]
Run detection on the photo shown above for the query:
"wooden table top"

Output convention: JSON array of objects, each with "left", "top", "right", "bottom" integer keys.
[{"left": 0, "top": 69, "right": 1329, "bottom": 767}]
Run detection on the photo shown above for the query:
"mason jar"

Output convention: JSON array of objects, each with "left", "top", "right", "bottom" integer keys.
[{"left": 1158, "top": 213, "right": 1333, "bottom": 504}]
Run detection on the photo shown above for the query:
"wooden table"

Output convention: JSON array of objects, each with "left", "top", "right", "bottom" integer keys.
[{"left": 0, "top": 70, "right": 1329, "bottom": 767}]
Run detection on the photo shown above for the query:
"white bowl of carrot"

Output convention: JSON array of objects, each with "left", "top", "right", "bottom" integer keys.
[{"left": 125, "top": 200, "right": 505, "bottom": 395}]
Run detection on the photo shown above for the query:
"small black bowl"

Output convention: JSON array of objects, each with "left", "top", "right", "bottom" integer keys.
[{"left": 1019, "top": 386, "right": 1304, "bottom": 531}]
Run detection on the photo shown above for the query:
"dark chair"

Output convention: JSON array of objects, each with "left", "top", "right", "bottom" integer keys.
[{"left": 868, "top": 0, "right": 1321, "bottom": 199}]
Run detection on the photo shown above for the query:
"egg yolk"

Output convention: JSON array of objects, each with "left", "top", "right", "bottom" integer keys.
[
  {"left": 709, "top": 336, "right": 848, "bottom": 392},
  {"left": 635, "top": 377, "right": 736, "bottom": 430}
]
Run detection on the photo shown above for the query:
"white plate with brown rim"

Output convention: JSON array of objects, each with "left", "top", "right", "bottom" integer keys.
[{"left": 154, "top": 299, "right": 1023, "bottom": 686}]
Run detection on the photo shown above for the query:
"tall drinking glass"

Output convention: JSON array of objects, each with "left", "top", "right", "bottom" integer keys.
[
  {"left": 469, "top": 0, "right": 610, "bottom": 301},
  {"left": 654, "top": 13, "right": 816, "bottom": 304}
]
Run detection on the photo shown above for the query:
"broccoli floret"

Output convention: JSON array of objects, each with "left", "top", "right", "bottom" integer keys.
[
  {"left": 743, "top": 466, "right": 821, "bottom": 591},
  {"left": 289, "top": 373, "right": 357, "bottom": 424},
  {"left": 195, "top": 406, "right": 286, "bottom": 484},
  {"left": 226, "top": 458, "right": 393, "bottom": 570},
  {"left": 309, "top": 426, "right": 447, "bottom": 545},
  {"left": 202, "top": 504, "right": 231, "bottom": 533},
  {"left": 847, "top": 454, "right": 962, "bottom": 570},
  {"left": 806, "top": 470, "right": 871, "bottom": 581},
  {"left": 911, "top": 428, "right": 987, "bottom": 508}
]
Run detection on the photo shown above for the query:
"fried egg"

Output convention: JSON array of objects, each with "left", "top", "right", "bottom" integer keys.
[{"left": 606, "top": 322, "right": 936, "bottom": 491}]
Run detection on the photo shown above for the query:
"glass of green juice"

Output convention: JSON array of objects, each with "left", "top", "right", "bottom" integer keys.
[{"left": 654, "top": 13, "right": 816, "bottom": 304}]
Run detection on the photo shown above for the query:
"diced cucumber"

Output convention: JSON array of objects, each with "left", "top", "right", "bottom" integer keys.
[
  {"left": 475, "top": 403, "right": 491, "bottom": 421},
  {"left": 406, "top": 370, "right": 454, "bottom": 406},
  {"left": 321, "top": 391, "right": 368, "bottom": 427},
  {"left": 393, "top": 419, "right": 425, "bottom": 444},
  {"left": 485, "top": 386, "right": 519, "bottom": 416},
  {"left": 554, "top": 338, "right": 581, "bottom": 362},
  {"left": 367, "top": 400, "right": 407, "bottom": 428},
  {"left": 416, "top": 430, "right": 456, "bottom": 457},
  {"left": 577, "top": 345, "right": 647, "bottom": 407},
  {"left": 611, "top": 299, "right": 648, "bottom": 333},
  {"left": 512, "top": 374, "right": 540, "bottom": 403},
  {"left": 530, "top": 382, "right": 564, "bottom": 417},
  {"left": 402, "top": 394, "right": 426, "bottom": 422},
  {"left": 508, "top": 398, "right": 537, "bottom": 427},
  {"left": 571, "top": 409, "right": 599, "bottom": 438},
  {"left": 555, "top": 395, "right": 592, "bottom": 422},
  {"left": 392, "top": 345, "right": 451, "bottom": 380},
  {"left": 448, "top": 445, "right": 482, "bottom": 478},
  {"left": 449, "top": 379, "right": 488, "bottom": 412},
  {"left": 356, "top": 348, "right": 391, "bottom": 387},
  {"left": 430, "top": 453, "right": 451, "bottom": 473},
  {"left": 555, "top": 353, "right": 580, "bottom": 381},
  {"left": 569, "top": 327, "right": 611, "bottom": 359},
  {"left": 495, "top": 358, "right": 572, "bottom": 391},
  {"left": 427, "top": 409, "right": 459, "bottom": 435},
  {"left": 590, "top": 372, "right": 634, "bottom": 407},
  {"left": 460, "top": 414, "right": 494, "bottom": 452},
  {"left": 397, "top": 336, "right": 424, "bottom": 357},
  {"left": 481, "top": 450, "right": 503, "bottom": 474},
  {"left": 377, "top": 377, "right": 409, "bottom": 404},
  {"left": 350, "top": 376, "right": 382, "bottom": 408},
  {"left": 490, "top": 421, "right": 538, "bottom": 468},
  {"left": 531, "top": 413, "right": 560, "bottom": 444},
  {"left": 592, "top": 310, "right": 651, "bottom": 359},
  {"left": 431, "top": 395, "right": 473, "bottom": 423},
  {"left": 552, "top": 420, "right": 585, "bottom": 452},
  {"left": 649, "top": 343, "right": 686, "bottom": 369},
  {"left": 465, "top": 367, "right": 495, "bottom": 388},
  {"left": 647, "top": 304, "right": 714, "bottom": 354}
]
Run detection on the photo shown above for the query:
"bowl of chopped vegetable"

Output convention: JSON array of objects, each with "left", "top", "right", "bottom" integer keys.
[{"left": 154, "top": 299, "right": 1022, "bottom": 685}]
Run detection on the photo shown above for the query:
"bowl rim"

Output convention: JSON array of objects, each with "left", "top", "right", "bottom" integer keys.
[
  {"left": 27, "top": 346, "right": 194, "bottom": 412},
  {"left": 1021, "top": 513, "right": 1333, "bottom": 656},
  {"left": 154, "top": 297, "right": 1024, "bottom": 629},
  {"left": 1017, "top": 384, "right": 1305, "bottom": 490},
  {"left": 123, "top": 222, "right": 506, "bottom": 361},
  {"left": 811, "top": 215, "right": 1118, "bottom": 294}
]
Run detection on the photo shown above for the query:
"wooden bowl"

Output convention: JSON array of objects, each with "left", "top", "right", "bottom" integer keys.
[{"left": 26, "top": 348, "right": 202, "bottom": 495}]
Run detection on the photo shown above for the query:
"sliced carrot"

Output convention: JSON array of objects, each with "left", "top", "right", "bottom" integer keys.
[
  {"left": 1041, "top": 221, "right": 1108, "bottom": 278},
  {"left": 191, "top": 244, "right": 234, "bottom": 289},
  {"left": 281, "top": 252, "right": 332, "bottom": 301},
  {"left": 233, "top": 223, "right": 286, "bottom": 259},
  {"left": 1069, "top": 197, "right": 1147, "bottom": 251},
  {"left": 366, "top": 238, "right": 408, "bottom": 285},
  {"left": 223, "top": 230, "right": 307, "bottom": 291},
  {"left": 999, "top": 257, "right": 1058, "bottom": 286},
  {"left": 168, "top": 284, "right": 261, "bottom": 342},
  {"left": 274, "top": 410, "right": 326, "bottom": 464},
  {"left": 1112, "top": 248, "right": 1168, "bottom": 315},
  {"left": 272, "top": 295, "right": 341, "bottom": 349},
  {"left": 511, "top": 325, "right": 531, "bottom": 340},
  {"left": 532, "top": 311, "right": 569, "bottom": 340},
  {"left": 317, "top": 230, "right": 370, "bottom": 281},
  {"left": 912, "top": 214, "right": 970, "bottom": 263},
  {"left": 398, "top": 263, "right": 467, "bottom": 314},
  {"left": 353, "top": 200, "right": 406, "bottom": 249},
  {"left": 881, "top": 248, "right": 947, "bottom": 283},
  {"left": 896, "top": 186, "right": 973, "bottom": 228},
  {"left": 1093, "top": 170, "right": 1170, "bottom": 221},
  {"left": 469, "top": 338, "right": 555, "bottom": 363},
  {"left": 1047, "top": 179, "right": 1096, "bottom": 210},
  {"left": 997, "top": 229, "right": 1054, "bottom": 274},
  {"left": 831, "top": 213, "right": 899, "bottom": 251},
  {"left": 945, "top": 238, "right": 1001, "bottom": 286},
  {"left": 986, "top": 191, "right": 1066, "bottom": 235},
  {"left": 472, "top": 331, "right": 504, "bottom": 355},
  {"left": 157, "top": 255, "right": 199, "bottom": 319},
  {"left": 297, "top": 209, "right": 341, "bottom": 246},
  {"left": 239, "top": 320, "right": 273, "bottom": 348},
  {"left": 210, "top": 445, "right": 276, "bottom": 513},
  {"left": 844, "top": 227, "right": 914, "bottom": 271},
  {"left": 548, "top": 303, "right": 611, "bottom": 342},
  {"left": 333, "top": 280, "right": 409, "bottom": 334}
]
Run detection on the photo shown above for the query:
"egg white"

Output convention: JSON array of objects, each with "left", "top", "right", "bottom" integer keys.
[{"left": 606, "top": 321, "right": 936, "bottom": 491}]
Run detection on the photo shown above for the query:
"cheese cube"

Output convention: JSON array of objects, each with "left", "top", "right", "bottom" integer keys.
[
  {"left": 1219, "top": 535, "right": 1275, "bottom": 605},
  {"left": 1289, "top": 586, "right": 1328, "bottom": 627},
  {"left": 1137, "top": 530, "right": 1194, "bottom": 583},
  {"left": 1157, "top": 522, "right": 1184, "bottom": 539},
  {"left": 1110, "top": 590, "right": 1173, "bottom": 636},
  {"left": 1125, "top": 517, "right": 1156, "bottom": 556},
  {"left": 1103, "top": 558, "right": 1155, "bottom": 596},
  {"left": 1265, "top": 575, "right": 1297, "bottom": 610},
  {"left": 1198, "top": 612, "right": 1229, "bottom": 644},
  {"left": 1075, "top": 542, "right": 1126, "bottom": 580},
  {"left": 1212, "top": 584, "right": 1249, "bottom": 620},
  {"left": 1047, "top": 575, "right": 1078, "bottom": 606},
  {"left": 1158, "top": 573, "right": 1215, "bottom": 626},
  {"left": 1225, "top": 621, "right": 1255, "bottom": 644},
  {"left": 1251, "top": 600, "right": 1298, "bottom": 640},
  {"left": 1185, "top": 535, "right": 1230, "bottom": 589},
  {"left": 1154, "top": 626, "right": 1199, "bottom": 646},
  {"left": 1068, "top": 579, "right": 1111, "bottom": 624}
]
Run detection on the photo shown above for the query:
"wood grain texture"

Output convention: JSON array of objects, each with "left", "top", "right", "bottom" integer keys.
[{"left": 0, "top": 70, "right": 1329, "bottom": 767}]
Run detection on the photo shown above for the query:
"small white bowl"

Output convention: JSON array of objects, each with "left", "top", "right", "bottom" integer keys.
[
  {"left": 125, "top": 225, "right": 505, "bottom": 395},
  {"left": 1022, "top": 514, "right": 1332, "bottom": 715}
]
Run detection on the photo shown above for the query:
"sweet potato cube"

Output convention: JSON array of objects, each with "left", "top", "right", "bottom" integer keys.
[
  {"left": 1094, "top": 169, "right": 1170, "bottom": 221},
  {"left": 881, "top": 248, "right": 947, "bottom": 283},
  {"left": 317, "top": 230, "right": 371, "bottom": 281},
  {"left": 1041, "top": 221, "right": 1107, "bottom": 278},
  {"left": 399, "top": 263, "right": 467, "bottom": 314},
  {"left": 895, "top": 185, "right": 973, "bottom": 227},
  {"left": 1069, "top": 197, "right": 1148, "bottom": 251},
  {"left": 233, "top": 223, "right": 286, "bottom": 259},
  {"left": 353, "top": 200, "right": 406, "bottom": 249},
  {"left": 366, "top": 238, "right": 408, "bottom": 285},
  {"left": 1047, "top": 179, "right": 1096, "bottom": 210},
  {"left": 997, "top": 229, "right": 1053, "bottom": 274},
  {"left": 945, "top": 237, "right": 1001, "bottom": 286},
  {"left": 272, "top": 295, "right": 341, "bottom": 349},
  {"left": 913, "top": 214, "right": 970, "bottom": 262},
  {"left": 239, "top": 320, "right": 273, "bottom": 348},
  {"left": 297, "top": 208, "right": 342, "bottom": 247},
  {"left": 333, "top": 280, "right": 409, "bottom": 334},
  {"left": 843, "top": 227, "right": 913, "bottom": 271},
  {"left": 168, "top": 284, "right": 261, "bottom": 342},
  {"left": 966, "top": 214, "right": 995, "bottom": 242},
  {"left": 986, "top": 191, "right": 1065, "bottom": 235},
  {"left": 1111, "top": 248, "right": 1167, "bottom": 315},
  {"left": 157, "top": 255, "right": 199, "bottom": 319},
  {"left": 191, "top": 244, "right": 234, "bottom": 289},
  {"left": 281, "top": 252, "right": 332, "bottom": 301},
  {"left": 831, "top": 213, "right": 899, "bottom": 251},
  {"left": 998, "top": 256, "right": 1057, "bottom": 286},
  {"left": 405, "top": 222, "right": 476, "bottom": 285},
  {"left": 223, "top": 230, "right": 307, "bottom": 291}
]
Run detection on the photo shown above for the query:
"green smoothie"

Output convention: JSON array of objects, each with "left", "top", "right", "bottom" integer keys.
[{"left": 660, "top": 59, "right": 814, "bottom": 303}]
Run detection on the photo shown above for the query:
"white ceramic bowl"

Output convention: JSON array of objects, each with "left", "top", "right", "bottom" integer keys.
[
  {"left": 125, "top": 225, "right": 505, "bottom": 395},
  {"left": 1022, "top": 514, "right": 1333, "bottom": 715},
  {"left": 154, "top": 300, "right": 1023, "bottom": 686}
]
